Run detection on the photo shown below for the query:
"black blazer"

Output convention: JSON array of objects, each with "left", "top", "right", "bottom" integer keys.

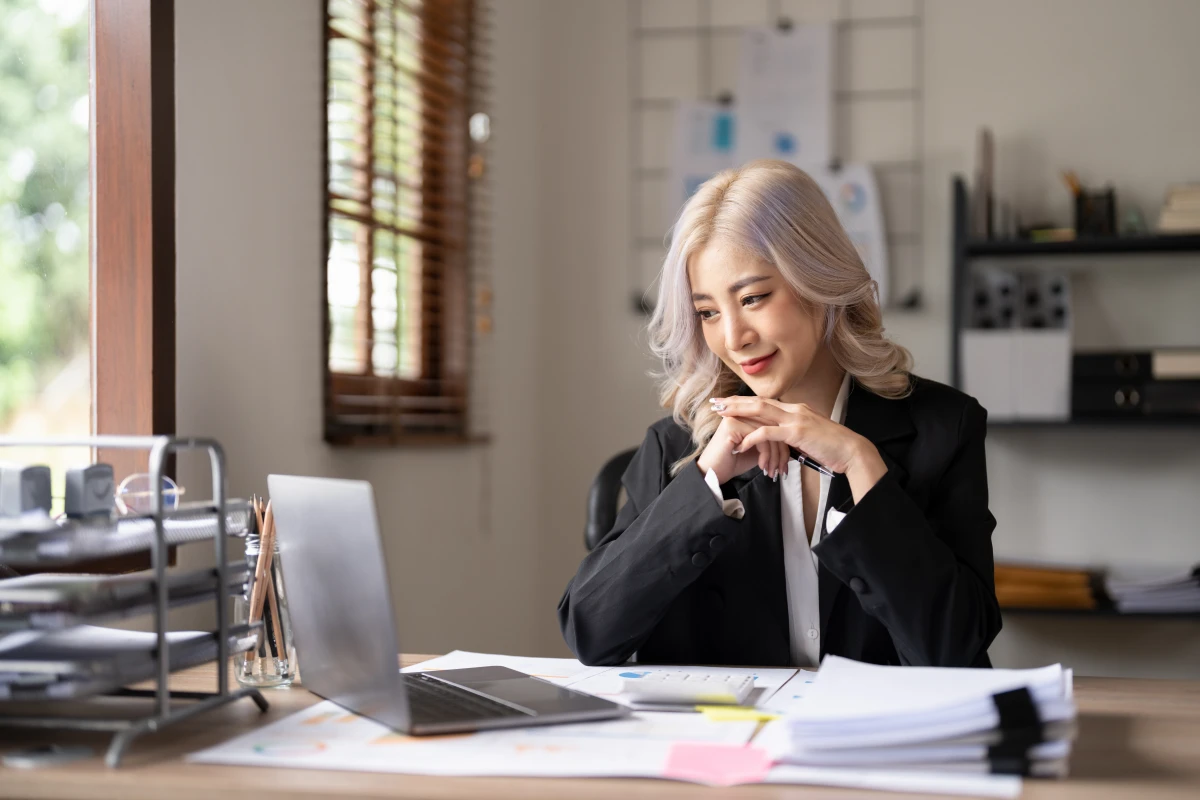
[{"left": 558, "top": 375, "right": 1001, "bottom": 668}]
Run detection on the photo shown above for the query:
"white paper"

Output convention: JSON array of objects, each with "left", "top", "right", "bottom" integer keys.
[
  {"left": 191, "top": 697, "right": 1023, "bottom": 794},
  {"left": 808, "top": 163, "right": 890, "bottom": 303},
  {"left": 188, "top": 699, "right": 757, "bottom": 780},
  {"left": 735, "top": 24, "right": 833, "bottom": 167},
  {"left": 755, "top": 721, "right": 1022, "bottom": 798},
  {"left": 402, "top": 650, "right": 610, "bottom": 687},
  {"left": 782, "top": 737, "right": 1070, "bottom": 767},
  {"left": 797, "top": 656, "right": 1067, "bottom": 723},
  {"left": 667, "top": 101, "right": 737, "bottom": 224},
  {"left": 759, "top": 668, "right": 816, "bottom": 715},
  {"left": 565, "top": 663, "right": 796, "bottom": 709},
  {"left": 765, "top": 763, "right": 1023, "bottom": 798},
  {"left": 784, "top": 657, "right": 1075, "bottom": 751}
]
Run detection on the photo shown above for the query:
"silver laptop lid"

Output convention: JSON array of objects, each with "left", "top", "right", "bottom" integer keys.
[{"left": 268, "top": 475, "right": 410, "bottom": 730}]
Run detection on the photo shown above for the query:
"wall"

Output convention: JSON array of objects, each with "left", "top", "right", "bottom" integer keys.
[
  {"left": 173, "top": 0, "right": 547, "bottom": 656},
  {"left": 171, "top": 0, "right": 1200, "bottom": 675},
  {"left": 534, "top": 0, "right": 1200, "bottom": 676},
  {"left": 921, "top": 0, "right": 1200, "bottom": 677}
]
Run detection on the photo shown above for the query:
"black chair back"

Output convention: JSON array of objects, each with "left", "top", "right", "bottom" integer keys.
[{"left": 584, "top": 447, "right": 638, "bottom": 551}]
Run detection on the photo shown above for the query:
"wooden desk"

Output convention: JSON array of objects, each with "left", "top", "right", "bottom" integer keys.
[{"left": 2, "top": 655, "right": 1199, "bottom": 799}]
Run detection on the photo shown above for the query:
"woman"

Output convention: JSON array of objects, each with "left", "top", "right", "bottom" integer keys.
[{"left": 558, "top": 160, "right": 1000, "bottom": 669}]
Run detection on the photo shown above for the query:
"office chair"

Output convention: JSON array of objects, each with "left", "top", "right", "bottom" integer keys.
[{"left": 584, "top": 447, "right": 638, "bottom": 552}]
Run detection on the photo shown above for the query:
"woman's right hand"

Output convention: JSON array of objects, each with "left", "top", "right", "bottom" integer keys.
[{"left": 696, "top": 415, "right": 790, "bottom": 485}]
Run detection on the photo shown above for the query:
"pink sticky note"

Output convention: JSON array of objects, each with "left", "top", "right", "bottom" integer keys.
[{"left": 663, "top": 743, "right": 772, "bottom": 786}]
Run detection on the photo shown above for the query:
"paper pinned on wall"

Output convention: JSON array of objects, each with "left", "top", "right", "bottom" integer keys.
[
  {"left": 667, "top": 100, "right": 738, "bottom": 227},
  {"left": 808, "top": 163, "right": 890, "bottom": 304},
  {"left": 734, "top": 23, "right": 833, "bottom": 168}
]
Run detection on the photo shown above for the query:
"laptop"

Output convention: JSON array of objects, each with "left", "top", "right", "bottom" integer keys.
[{"left": 267, "top": 474, "right": 628, "bottom": 735}]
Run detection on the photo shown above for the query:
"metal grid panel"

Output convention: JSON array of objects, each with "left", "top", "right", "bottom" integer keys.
[{"left": 628, "top": 0, "right": 925, "bottom": 312}]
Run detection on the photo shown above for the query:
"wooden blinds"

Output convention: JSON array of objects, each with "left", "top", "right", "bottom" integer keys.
[{"left": 324, "top": 0, "right": 489, "bottom": 445}]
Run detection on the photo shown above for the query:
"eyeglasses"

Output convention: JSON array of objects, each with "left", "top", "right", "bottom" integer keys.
[{"left": 114, "top": 473, "right": 186, "bottom": 515}]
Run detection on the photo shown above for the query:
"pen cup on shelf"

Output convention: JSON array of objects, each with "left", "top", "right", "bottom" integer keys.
[
  {"left": 234, "top": 497, "right": 296, "bottom": 688},
  {"left": 1074, "top": 188, "right": 1116, "bottom": 236}
]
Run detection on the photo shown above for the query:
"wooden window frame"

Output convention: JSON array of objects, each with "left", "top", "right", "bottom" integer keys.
[
  {"left": 86, "top": 0, "right": 176, "bottom": 572},
  {"left": 322, "top": 0, "right": 484, "bottom": 447}
]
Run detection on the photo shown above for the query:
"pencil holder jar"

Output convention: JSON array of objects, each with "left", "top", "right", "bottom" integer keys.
[{"left": 235, "top": 501, "right": 296, "bottom": 688}]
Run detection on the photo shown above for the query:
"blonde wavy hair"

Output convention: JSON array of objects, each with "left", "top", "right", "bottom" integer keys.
[{"left": 648, "top": 159, "right": 913, "bottom": 475}]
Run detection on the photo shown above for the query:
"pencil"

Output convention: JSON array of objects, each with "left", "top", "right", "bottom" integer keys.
[
  {"left": 247, "top": 501, "right": 274, "bottom": 657},
  {"left": 265, "top": 569, "right": 283, "bottom": 659},
  {"left": 260, "top": 508, "right": 282, "bottom": 658},
  {"left": 245, "top": 496, "right": 266, "bottom": 663}
]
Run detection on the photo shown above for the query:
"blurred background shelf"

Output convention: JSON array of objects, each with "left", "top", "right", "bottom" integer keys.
[
  {"left": 1000, "top": 606, "right": 1200, "bottom": 620},
  {"left": 965, "top": 234, "right": 1200, "bottom": 258},
  {"left": 988, "top": 417, "right": 1200, "bottom": 429}
]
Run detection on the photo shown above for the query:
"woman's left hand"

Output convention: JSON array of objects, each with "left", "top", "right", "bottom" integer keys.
[{"left": 711, "top": 395, "right": 890, "bottom": 502}]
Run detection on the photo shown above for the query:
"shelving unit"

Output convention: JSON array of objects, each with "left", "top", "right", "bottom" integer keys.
[
  {"left": 988, "top": 417, "right": 1200, "bottom": 429},
  {"left": 952, "top": 175, "right": 1200, "bottom": 619},
  {"left": 0, "top": 435, "right": 268, "bottom": 766},
  {"left": 964, "top": 233, "right": 1200, "bottom": 258},
  {"left": 1001, "top": 606, "right": 1200, "bottom": 620},
  {"left": 950, "top": 175, "right": 1200, "bottom": 403}
]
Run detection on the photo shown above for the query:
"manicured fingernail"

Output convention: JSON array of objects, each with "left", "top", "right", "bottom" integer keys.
[
  {"left": 773, "top": 473, "right": 778, "bottom": 483},
  {"left": 731, "top": 448, "right": 739, "bottom": 455},
  {"left": 712, "top": 403, "right": 725, "bottom": 412},
  {"left": 761, "top": 468, "right": 769, "bottom": 478}
]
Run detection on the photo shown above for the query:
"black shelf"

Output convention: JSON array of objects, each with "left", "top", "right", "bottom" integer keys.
[
  {"left": 950, "top": 175, "right": 1200, "bottom": 389},
  {"left": 988, "top": 416, "right": 1200, "bottom": 429},
  {"left": 1001, "top": 606, "right": 1200, "bottom": 620},
  {"left": 965, "top": 233, "right": 1200, "bottom": 258}
]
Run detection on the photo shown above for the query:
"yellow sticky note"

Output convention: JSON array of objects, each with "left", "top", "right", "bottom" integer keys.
[{"left": 696, "top": 705, "right": 780, "bottom": 722}]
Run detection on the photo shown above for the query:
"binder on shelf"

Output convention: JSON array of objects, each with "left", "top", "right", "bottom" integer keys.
[
  {"left": 961, "top": 269, "right": 1070, "bottom": 421},
  {"left": 994, "top": 562, "right": 1098, "bottom": 610},
  {"left": 1072, "top": 350, "right": 1200, "bottom": 419}
]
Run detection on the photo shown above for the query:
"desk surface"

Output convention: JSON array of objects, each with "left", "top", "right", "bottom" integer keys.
[{"left": 2, "top": 655, "right": 1199, "bottom": 800}]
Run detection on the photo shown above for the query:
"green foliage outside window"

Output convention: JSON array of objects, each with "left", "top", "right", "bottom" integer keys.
[{"left": 0, "top": 0, "right": 89, "bottom": 427}]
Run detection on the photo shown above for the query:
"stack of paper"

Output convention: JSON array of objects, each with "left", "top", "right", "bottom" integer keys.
[
  {"left": 1157, "top": 184, "right": 1200, "bottom": 232},
  {"left": 766, "top": 656, "right": 1076, "bottom": 778},
  {"left": 994, "top": 562, "right": 1097, "bottom": 610},
  {"left": 1106, "top": 566, "right": 1200, "bottom": 613}
]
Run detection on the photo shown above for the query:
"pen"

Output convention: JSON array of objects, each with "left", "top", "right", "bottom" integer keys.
[{"left": 789, "top": 448, "right": 836, "bottom": 478}]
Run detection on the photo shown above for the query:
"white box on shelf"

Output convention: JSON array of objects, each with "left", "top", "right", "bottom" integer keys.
[
  {"left": 961, "top": 329, "right": 1016, "bottom": 421},
  {"left": 1013, "top": 329, "right": 1071, "bottom": 420}
]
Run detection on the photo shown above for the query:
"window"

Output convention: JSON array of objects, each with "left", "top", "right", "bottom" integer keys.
[
  {"left": 1, "top": 0, "right": 174, "bottom": 574},
  {"left": 0, "top": 0, "right": 91, "bottom": 495},
  {"left": 324, "top": 0, "right": 490, "bottom": 446}
]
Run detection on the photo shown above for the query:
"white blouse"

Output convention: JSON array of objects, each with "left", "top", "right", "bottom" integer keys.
[{"left": 704, "top": 373, "right": 851, "bottom": 667}]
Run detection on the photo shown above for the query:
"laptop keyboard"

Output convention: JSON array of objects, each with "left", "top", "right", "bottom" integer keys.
[{"left": 402, "top": 672, "right": 532, "bottom": 724}]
